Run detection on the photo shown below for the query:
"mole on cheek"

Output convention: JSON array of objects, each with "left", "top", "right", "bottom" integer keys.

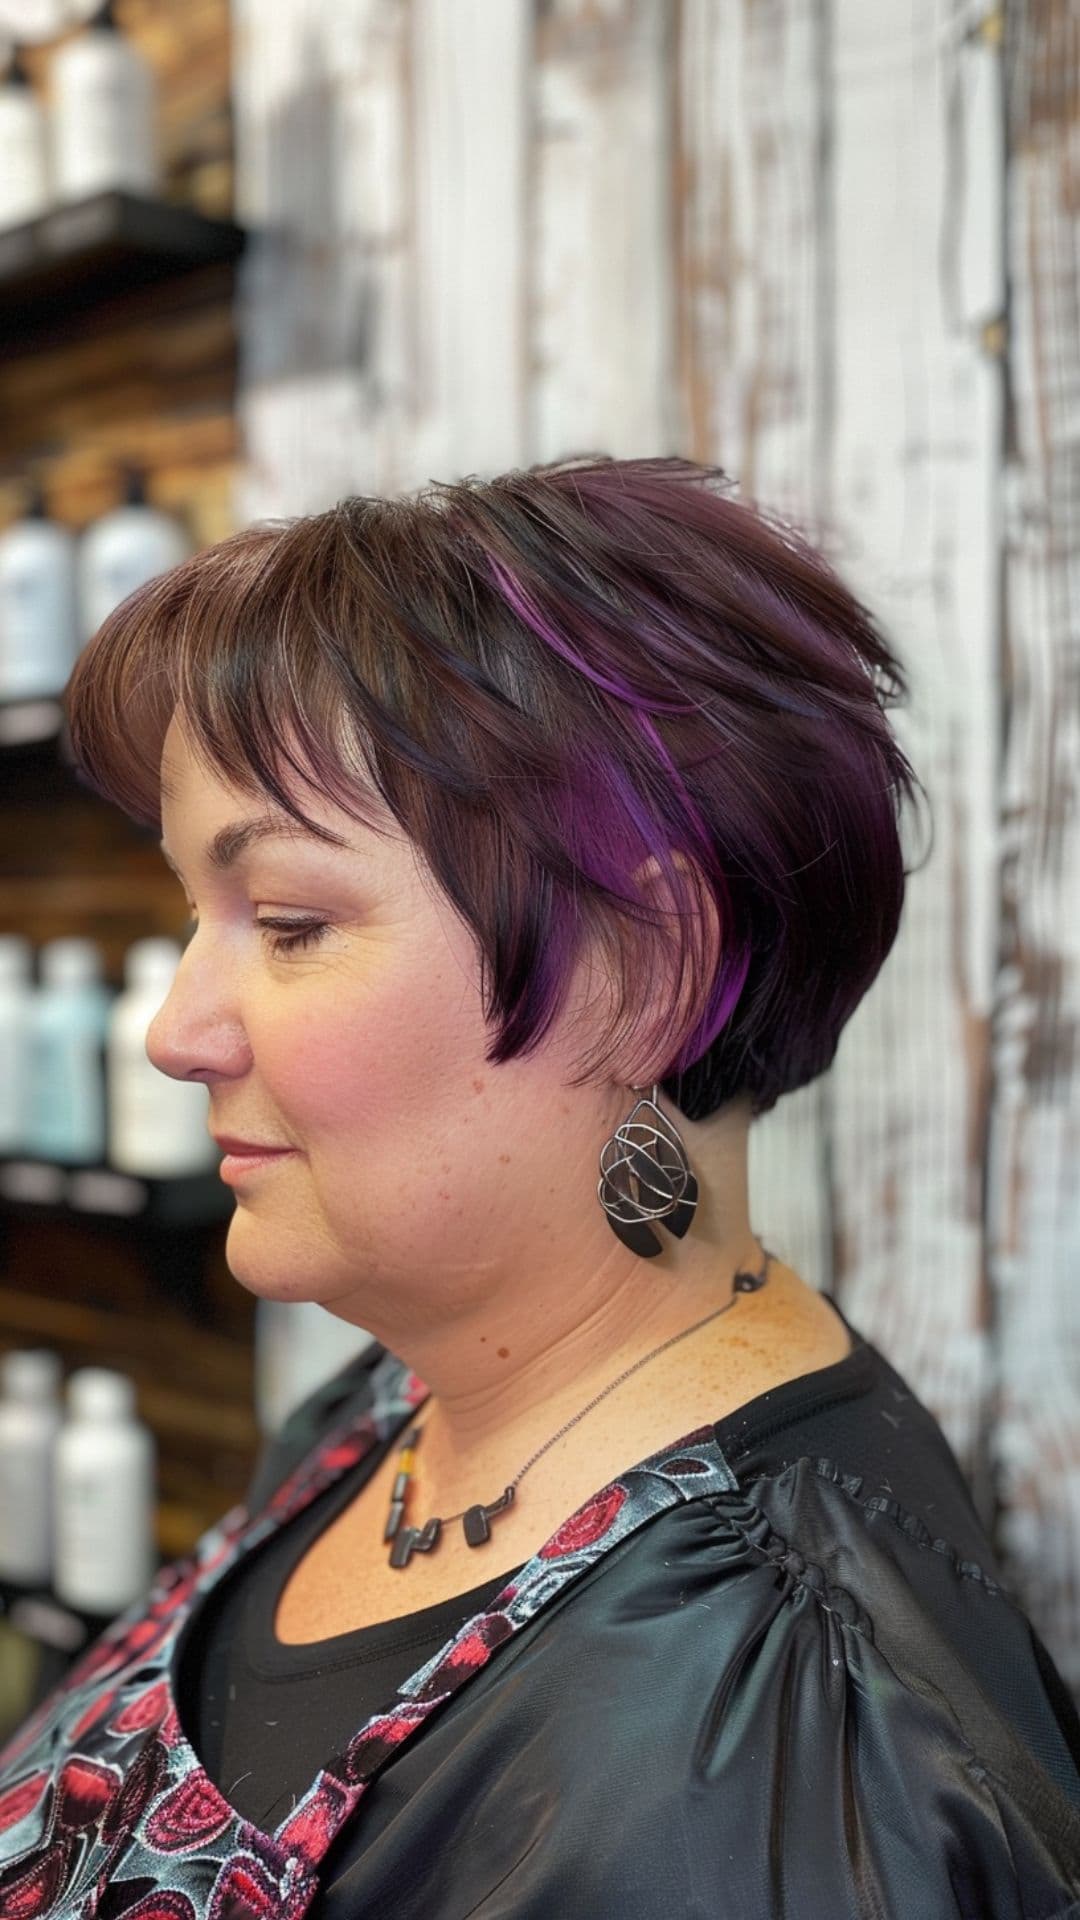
[{"left": 497, "top": 1347, "right": 510, "bottom": 1360}]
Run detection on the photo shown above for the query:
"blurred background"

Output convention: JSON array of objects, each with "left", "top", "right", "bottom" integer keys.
[{"left": 0, "top": 0, "right": 1076, "bottom": 1741}]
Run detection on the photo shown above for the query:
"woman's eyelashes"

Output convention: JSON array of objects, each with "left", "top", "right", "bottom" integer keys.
[
  {"left": 259, "top": 918, "right": 332, "bottom": 955},
  {"left": 180, "top": 913, "right": 333, "bottom": 956}
]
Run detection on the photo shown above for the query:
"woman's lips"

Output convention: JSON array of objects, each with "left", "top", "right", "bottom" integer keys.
[{"left": 218, "top": 1148, "right": 297, "bottom": 1183}]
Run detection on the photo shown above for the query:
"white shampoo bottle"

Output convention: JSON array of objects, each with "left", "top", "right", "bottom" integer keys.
[
  {"left": 50, "top": 0, "right": 159, "bottom": 204},
  {"left": 0, "top": 481, "right": 80, "bottom": 704},
  {"left": 254, "top": 1300, "right": 376, "bottom": 1438},
  {"left": 0, "top": 1348, "right": 63, "bottom": 1589},
  {"left": 0, "top": 934, "right": 35, "bottom": 1158},
  {"left": 107, "top": 938, "right": 218, "bottom": 1177},
  {"left": 54, "top": 1368, "right": 156, "bottom": 1614},
  {"left": 76, "top": 467, "right": 191, "bottom": 646},
  {"left": 0, "top": 49, "right": 49, "bottom": 229}
]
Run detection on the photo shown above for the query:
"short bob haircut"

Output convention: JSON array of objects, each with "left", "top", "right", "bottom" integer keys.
[{"left": 63, "top": 454, "right": 928, "bottom": 1125}]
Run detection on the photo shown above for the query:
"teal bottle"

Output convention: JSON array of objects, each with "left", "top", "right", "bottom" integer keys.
[{"left": 28, "top": 937, "right": 113, "bottom": 1165}]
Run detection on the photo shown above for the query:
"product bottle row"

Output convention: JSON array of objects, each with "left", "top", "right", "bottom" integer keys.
[
  {"left": 0, "top": 3, "right": 161, "bottom": 235},
  {"left": 0, "top": 1307, "right": 379, "bottom": 1619},
  {"left": 0, "top": 932, "right": 216, "bottom": 1179},
  {"left": 0, "top": 469, "right": 189, "bottom": 709},
  {"left": 0, "top": 1348, "right": 156, "bottom": 1617}
]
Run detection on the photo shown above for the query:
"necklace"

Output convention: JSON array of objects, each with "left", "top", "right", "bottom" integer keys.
[{"left": 384, "top": 1243, "right": 777, "bottom": 1567}]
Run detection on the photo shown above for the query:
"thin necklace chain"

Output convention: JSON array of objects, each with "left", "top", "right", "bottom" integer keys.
[{"left": 424, "top": 1242, "right": 775, "bottom": 1526}]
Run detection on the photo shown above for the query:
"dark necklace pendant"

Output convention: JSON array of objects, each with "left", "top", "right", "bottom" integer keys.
[
  {"left": 388, "top": 1516, "right": 442, "bottom": 1568},
  {"left": 463, "top": 1485, "right": 515, "bottom": 1546},
  {"left": 733, "top": 1250, "right": 773, "bottom": 1293}
]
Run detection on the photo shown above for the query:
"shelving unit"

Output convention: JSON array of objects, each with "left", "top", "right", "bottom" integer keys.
[
  {"left": 0, "top": 8, "right": 260, "bottom": 1731},
  {"left": 0, "top": 1573, "right": 118, "bottom": 1658},
  {"left": 0, "top": 699, "right": 63, "bottom": 749},
  {"left": 0, "top": 189, "right": 246, "bottom": 352},
  {"left": 0, "top": 1156, "right": 231, "bottom": 1226}
]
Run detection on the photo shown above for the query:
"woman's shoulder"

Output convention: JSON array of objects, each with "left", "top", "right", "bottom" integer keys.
[
  {"left": 509, "top": 1460, "right": 1080, "bottom": 1914},
  {"left": 722, "top": 1445, "right": 1078, "bottom": 1749},
  {"left": 708, "top": 1444, "right": 1080, "bottom": 1798}
]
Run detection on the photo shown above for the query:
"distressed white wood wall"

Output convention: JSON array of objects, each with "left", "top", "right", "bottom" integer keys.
[{"left": 228, "top": 0, "right": 1080, "bottom": 1694}]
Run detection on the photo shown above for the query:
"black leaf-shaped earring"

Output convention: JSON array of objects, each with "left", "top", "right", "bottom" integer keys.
[{"left": 597, "top": 1080, "right": 699, "bottom": 1258}]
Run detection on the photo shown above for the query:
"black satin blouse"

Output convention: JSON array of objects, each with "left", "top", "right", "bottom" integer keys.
[{"left": 179, "top": 1297, "right": 1080, "bottom": 1917}]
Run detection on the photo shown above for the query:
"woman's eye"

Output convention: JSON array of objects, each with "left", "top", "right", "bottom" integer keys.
[
  {"left": 259, "top": 918, "right": 331, "bottom": 955},
  {"left": 180, "top": 915, "right": 330, "bottom": 956}
]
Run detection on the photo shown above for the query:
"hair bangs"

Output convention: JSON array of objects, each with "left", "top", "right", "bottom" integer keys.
[{"left": 63, "top": 516, "right": 393, "bottom": 848}]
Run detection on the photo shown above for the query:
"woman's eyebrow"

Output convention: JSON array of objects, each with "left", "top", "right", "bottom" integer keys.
[{"left": 158, "top": 817, "right": 349, "bottom": 876}]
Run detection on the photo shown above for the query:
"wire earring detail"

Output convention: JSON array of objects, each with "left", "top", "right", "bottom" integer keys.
[{"left": 597, "top": 1080, "right": 699, "bottom": 1258}]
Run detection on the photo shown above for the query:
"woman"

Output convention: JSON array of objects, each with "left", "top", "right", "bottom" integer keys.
[{"left": 2, "top": 455, "right": 1078, "bottom": 1918}]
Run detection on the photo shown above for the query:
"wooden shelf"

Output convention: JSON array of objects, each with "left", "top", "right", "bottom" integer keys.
[
  {"left": 0, "top": 1574, "right": 114, "bottom": 1656},
  {"left": 0, "top": 699, "right": 64, "bottom": 749},
  {"left": 0, "top": 1159, "right": 233, "bottom": 1229},
  {"left": 0, "top": 189, "right": 247, "bottom": 353}
]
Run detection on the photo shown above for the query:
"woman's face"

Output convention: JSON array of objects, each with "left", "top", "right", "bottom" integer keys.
[{"left": 149, "top": 712, "right": 620, "bottom": 1343}]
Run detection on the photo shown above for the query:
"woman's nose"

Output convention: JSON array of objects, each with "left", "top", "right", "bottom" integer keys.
[{"left": 145, "top": 971, "right": 249, "bottom": 1081}]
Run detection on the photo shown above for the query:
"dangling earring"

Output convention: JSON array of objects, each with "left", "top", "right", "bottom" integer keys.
[{"left": 597, "top": 1080, "right": 699, "bottom": 1258}]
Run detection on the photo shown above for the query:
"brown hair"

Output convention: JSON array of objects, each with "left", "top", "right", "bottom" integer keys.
[{"left": 62, "top": 453, "right": 929, "bottom": 1122}]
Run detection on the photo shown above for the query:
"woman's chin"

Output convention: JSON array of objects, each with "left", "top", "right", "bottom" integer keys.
[{"left": 225, "top": 1220, "right": 360, "bottom": 1307}]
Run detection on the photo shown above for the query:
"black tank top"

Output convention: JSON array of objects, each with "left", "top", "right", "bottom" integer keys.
[{"left": 178, "top": 1438, "right": 528, "bottom": 1831}]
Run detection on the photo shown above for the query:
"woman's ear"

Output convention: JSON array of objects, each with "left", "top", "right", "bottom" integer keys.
[{"left": 613, "top": 850, "right": 723, "bottom": 1089}]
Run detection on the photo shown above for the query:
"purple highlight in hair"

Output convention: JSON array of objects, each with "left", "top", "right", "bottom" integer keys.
[{"left": 485, "top": 548, "right": 753, "bottom": 1076}]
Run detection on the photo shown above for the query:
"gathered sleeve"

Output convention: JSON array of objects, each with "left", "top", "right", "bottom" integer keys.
[
  {"left": 653, "top": 1466, "right": 1080, "bottom": 1918},
  {"left": 459, "top": 1465, "right": 1080, "bottom": 1918}
]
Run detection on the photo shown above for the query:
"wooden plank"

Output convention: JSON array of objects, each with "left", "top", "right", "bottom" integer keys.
[
  {"left": 532, "top": 0, "right": 674, "bottom": 463},
  {"left": 803, "top": 2, "right": 1001, "bottom": 1537},
  {"left": 991, "top": 0, "right": 1080, "bottom": 1691},
  {"left": 676, "top": 0, "right": 838, "bottom": 1296}
]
